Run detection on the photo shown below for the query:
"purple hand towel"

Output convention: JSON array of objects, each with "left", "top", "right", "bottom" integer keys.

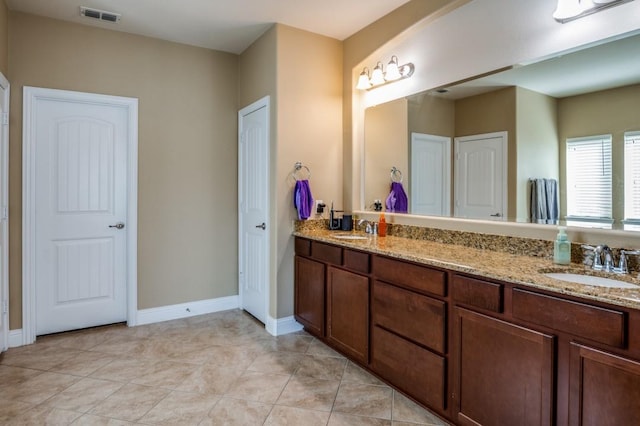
[
  {"left": 385, "top": 182, "right": 408, "bottom": 213},
  {"left": 294, "top": 179, "right": 314, "bottom": 220}
]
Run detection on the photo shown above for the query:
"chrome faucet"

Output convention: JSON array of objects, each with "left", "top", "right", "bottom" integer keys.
[
  {"left": 601, "top": 245, "right": 614, "bottom": 272},
  {"left": 581, "top": 245, "right": 640, "bottom": 275},
  {"left": 357, "top": 219, "right": 377, "bottom": 235}
]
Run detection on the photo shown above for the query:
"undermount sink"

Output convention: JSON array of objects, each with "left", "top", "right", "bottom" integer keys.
[
  {"left": 331, "top": 234, "right": 370, "bottom": 240},
  {"left": 543, "top": 272, "right": 639, "bottom": 289}
]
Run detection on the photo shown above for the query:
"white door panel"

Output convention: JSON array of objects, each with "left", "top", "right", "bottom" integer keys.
[
  {"left": 238, "top": 97, "right": 269, "bottom": 324},
  {"left": 455, "top": 132, "right": 507, "bottom": 220},
  {"left": 34, "top": 96, "right": 128, "bottom": 335},
  {"left": 411, "top": 133, "right": 451, "bottom": 216}
]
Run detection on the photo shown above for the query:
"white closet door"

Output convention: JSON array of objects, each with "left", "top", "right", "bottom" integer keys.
[{"left": 238, "top": 97, "right": 270, "bottom": 324}]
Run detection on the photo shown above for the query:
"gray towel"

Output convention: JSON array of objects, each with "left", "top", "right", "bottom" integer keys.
[{"left": 529, "top": 178, "right": 559, "bottom": 224}]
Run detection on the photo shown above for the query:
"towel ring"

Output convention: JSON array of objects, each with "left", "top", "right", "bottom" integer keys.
[
  {"left": 390, "top": 167, "right": 403, "bottom": 183},
  {"left": 292, "top": 162, "right": 311, "bottom": 181}
]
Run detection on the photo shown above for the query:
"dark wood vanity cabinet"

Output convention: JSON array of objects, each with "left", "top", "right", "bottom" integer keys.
[
  {"left": 294, "top": 236, "right": 640, "bottom": 425},
  {"left": 327, "top": 266, "right": 369, "bottom": 364},
  {"left": 569, "top": 343, "right": 640, "bottom": 426},
  {"left": 370, "top": 256, "right": 449, "bottom": 413},
  {"left": 453, "top": 307, "right": 554, "bottom": 426},
  {"left": 294, "top": 255, "right": 325, "bottom": 337},
  {"left": 294, "top": 238, "right": 371, "bottom": 360}
]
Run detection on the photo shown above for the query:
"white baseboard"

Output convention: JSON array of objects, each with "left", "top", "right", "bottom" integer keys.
[
  {"left": 6, "top": 297, "right": 303, "bottom": 348},
  {"left": 9, "top": 329, "right": 23, "bottom": 348},
  {"left": 265, "top": 315, "right": 303, "bottom": 336},
  {"left": 136, "top": 295, "right": 239, "bottom": 326}
]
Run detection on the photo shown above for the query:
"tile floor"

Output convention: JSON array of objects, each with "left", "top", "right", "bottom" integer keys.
[{"left": 0, "top": 309, "right": 449, "bottom": 425}]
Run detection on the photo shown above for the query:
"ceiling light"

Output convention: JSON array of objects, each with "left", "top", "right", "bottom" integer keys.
[{"left": 553, "top": 0, "right": 634, "bottom": 23}]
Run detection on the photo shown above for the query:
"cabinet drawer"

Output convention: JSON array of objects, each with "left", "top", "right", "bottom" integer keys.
[
  {"left": 452, "top": 275, "right": 503, "bottom": 313},
  {"left": 372, "top": 281, "right": 446, "bottom": 353},
  {"left": 295, "top": 237, "right": 311, "bottom": 257},
  {"left": 344, "top": 249, "right": 370, "bottom": 274},
  {"left": 371, "top": 326, "right": 446, "bottom": 411},
  {"left": 513, "top": 289, "right": 625, "bottom": 348},
  {"left": 373, "top": 256, "right": 446, "bottom": 297},
  {"left": 311, "top": 241, "right": 342, "bottom": 265}
]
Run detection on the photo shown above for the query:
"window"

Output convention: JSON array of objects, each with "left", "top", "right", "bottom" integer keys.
[
  {"left": 565, "top": 135, "right": 612, "bottom": 222},
  {"left": 625, "top": 131, "right": 640, "bottom": 224}
]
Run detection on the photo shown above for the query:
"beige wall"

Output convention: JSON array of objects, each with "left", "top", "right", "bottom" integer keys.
[
  {"left": 516, "top": 87, "right": 559, "bottom": 220},
  {"left": 0, "top": 1, "right": 7, "bottom": 75},
  {"left": 238, "top": 24, "right": 342, "bottom": 319},
  {"left": 408, "top": 94, "right": 455, "bottom": 138},
  {"left": 558, "top": 83, "right": 640, "bottom": 222},
  {"left": 275, "top": 25, "right": 342, "bottom": 317},
  {"left": 365, "top": 99, "right": 408, "bottom": 208},
  {"left": 343, "top": 0, "right": 461, "bottom": 211},
  {"left": 8, "top": 12, "right": 239, "bottom": 328}
]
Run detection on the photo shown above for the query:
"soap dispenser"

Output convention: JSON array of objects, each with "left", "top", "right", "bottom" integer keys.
[{"left": 554, "top": 226, "right": 571, "bottom": 265}]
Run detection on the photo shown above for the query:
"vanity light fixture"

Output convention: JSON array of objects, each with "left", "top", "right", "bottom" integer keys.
[
  {"left": 356, "top": 56, "right": 415, "bottom": 90},
  {"left": 553, "top": 0, "right": 635, "bottom": 23}
]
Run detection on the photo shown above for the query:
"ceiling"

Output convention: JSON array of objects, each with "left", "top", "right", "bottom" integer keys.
[
  {"left": 431, "top": 31, "right": 640, "bottom": 100},
  {"left": 5, "top": 0, "right": 411, "bottom": 54}
]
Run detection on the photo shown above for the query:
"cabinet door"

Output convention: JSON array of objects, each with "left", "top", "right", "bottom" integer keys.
[
  {"left": 569, "top": 343, "right": 640, "bottom": 426},
  {"left": 454, "top": 308, "right": 554, "bottom": 426},
  {"left": 294, "top": 256, "right": 325, "bottom": 337},
  {"left": 327, "top": 267, "right": 369, "bottom": 364}
]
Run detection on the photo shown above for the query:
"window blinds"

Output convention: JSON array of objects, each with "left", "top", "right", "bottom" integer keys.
[
  {"left": 566, "top": 135, "right": 612, "bottom": 220},
  {"left": 625, "top": 131, "right": 640, "bottom": 222}
]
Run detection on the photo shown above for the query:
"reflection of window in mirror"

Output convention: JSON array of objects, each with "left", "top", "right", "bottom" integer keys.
[
  {"left": 566, "top": 135, "right": 612, "bottom": 227},
  {"left": 624, "top": 131, "right": 640, "bottom": 230}
]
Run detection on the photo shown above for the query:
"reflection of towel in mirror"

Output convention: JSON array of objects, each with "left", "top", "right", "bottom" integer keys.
[
  {"left": 530, "top": 178, "right": 558, "bottom": 223},
  {"left": 385, "top": 182, "right": 408, "bottom": 213},
  {"left": 294, "top": 179, "right": 314, "bottom": 220}
]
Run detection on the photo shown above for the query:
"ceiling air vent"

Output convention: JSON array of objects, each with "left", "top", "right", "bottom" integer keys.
[{"left": 80, "top": 6, "right": 121, "bottom": 23}]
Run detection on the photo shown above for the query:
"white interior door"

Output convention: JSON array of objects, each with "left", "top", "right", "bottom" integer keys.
[
  {"left": 455, "top": 131, "right": 507, "bottom": 220},
  {"left": 0, "top": 73, "right": 8, "bottom": 352},
  {"left": 238, "top": 97, "right": 270, "bottom": 324},
  {"left": 411, "top": 133, "right": 451, "bottom": 216},
  {"left": 27, "top": 88, "right": 135, "bottom": 336}
]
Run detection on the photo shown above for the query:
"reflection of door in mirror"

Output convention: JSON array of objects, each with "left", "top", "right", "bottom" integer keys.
[
  {"left": 454, "top": 132, "right": 507, "bottom": 220},
  {"left": 410, "top": 133, "right": 451, "bottom": 216}
]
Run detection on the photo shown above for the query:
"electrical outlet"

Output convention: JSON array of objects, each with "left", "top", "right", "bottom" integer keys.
[{"left": 315, "top": 200, "right": 325, "bottom": 215}]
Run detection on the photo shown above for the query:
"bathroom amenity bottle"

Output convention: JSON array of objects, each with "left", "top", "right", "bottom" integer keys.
[
  {"left": 378, "top": 213, "right": 387, "bottom": 237},
  {"left": 554, "top": 226, "right": 571, "bottom": 265}
]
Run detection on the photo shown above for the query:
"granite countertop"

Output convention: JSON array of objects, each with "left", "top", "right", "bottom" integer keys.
[{"left": 294, "top": 229, "right": 640, "bottom": 310}]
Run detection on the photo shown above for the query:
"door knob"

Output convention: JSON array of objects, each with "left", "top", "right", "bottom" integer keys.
[
  {"left": 255, "top": 223, "right": 266, "bottom": 230},
  {"left": 109, "top": 222, "right": 125, "bottom": 229},
  {"left": 490, "top": 213, "right": 502, "bottom": 217}
]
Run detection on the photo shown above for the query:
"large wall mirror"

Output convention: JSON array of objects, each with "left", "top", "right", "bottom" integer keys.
[{"left": 364, "top": 32, "right": 640, "bottom": 230}]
